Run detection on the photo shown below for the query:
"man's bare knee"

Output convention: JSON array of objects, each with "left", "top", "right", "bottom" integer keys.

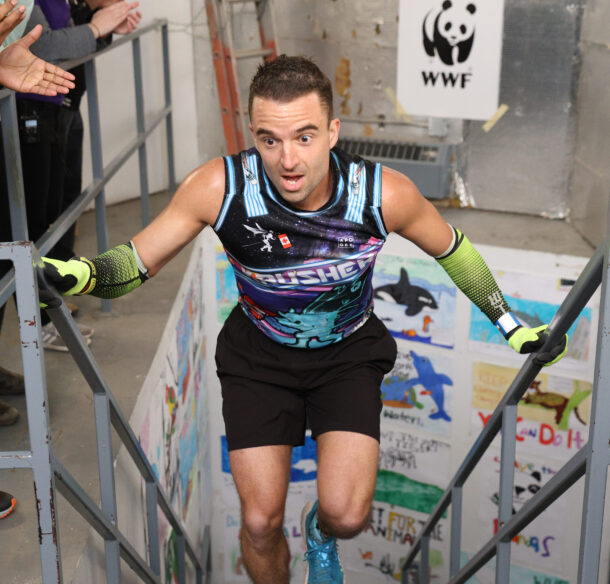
[
  {"left": 241, "top": 506, "right": 285, "bottom": 552},
  {"left": 318, "top": 498, "right": 372, "bottom": 539}
]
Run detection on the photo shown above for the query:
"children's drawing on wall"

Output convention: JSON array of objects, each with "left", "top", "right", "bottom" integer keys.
[
  {"left": 134, "top": 242, "right": 209, "bottom": 533},
  {"left": 343, "top": 502, "right": 448, "bottom": 582},
  {"left": 469, "top": 271, "right": 594, "bottom": 368},
  {"left": 460, "top": 551, "right": 570, "bottom": 584},
  {"left": 472, "top": 362, "right": 591, "bottom": 458},
  {"left": 382, "top": 348, "right": 454, "bottom": 436},
  {"left": 376, "top": 429, "right": 450, "bottom": 515},
  {"left": 469, "top": 453, "right": 569, "bottom": 576},
  {"left": 216, "top": 246, "right": 239, "bottom": 323},
  {"left": 372, "top": 254, "right": 456, "bottom": 348}
]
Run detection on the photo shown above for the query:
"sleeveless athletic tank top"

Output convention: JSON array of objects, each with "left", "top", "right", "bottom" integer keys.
[{"left": 213, "top": 147, "right": 388, "bottom": 349}]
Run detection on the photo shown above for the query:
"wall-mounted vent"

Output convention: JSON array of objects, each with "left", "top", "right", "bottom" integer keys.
[{"left": 336, "top": 137, "right": 451, "bottom": 199}]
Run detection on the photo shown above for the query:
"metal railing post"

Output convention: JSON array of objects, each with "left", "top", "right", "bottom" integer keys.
[
  {"left": 161, "top": 22, "right": 176, "bottom": 194},
  {"left": 419, "top": 535, "right": 430, "bottom": 584},
  {"left": 94, "top": 391, "right": 122, "bottom": 582},
  {"left": 145, "top": 481, "right": 161, "bottom": 575},
  {"left": 449, "top": 486, "right": 462, "bottom": 579},
  {"left": 10, "top": 244, "right": 62, "bottom": 584},
  {"left": 84, "top": 59, "right": 111, "bottom": 313},
  {"left": 0, "top": 93, "right": 28, "bottom": 241},
  {"left": 495, "top": 405, "right": 518, "bottom": 584},
  {"left": 176, "top": 532, "right": 186, "bottom": 584},
  {"left": 132, "top": 36, "right": 150, "bottom": 227},
  {"left": 577, "top": 212, "right": 610, "bottom": 583}
]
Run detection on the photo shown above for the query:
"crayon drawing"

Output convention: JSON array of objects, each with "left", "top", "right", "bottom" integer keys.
[{"left": 372, "top": 254, "right": 456, "bottom": 348}]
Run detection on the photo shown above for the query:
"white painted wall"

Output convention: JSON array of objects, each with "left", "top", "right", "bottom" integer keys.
[{"left": 80, "top": 0, "right": 224, "bottom": 206}]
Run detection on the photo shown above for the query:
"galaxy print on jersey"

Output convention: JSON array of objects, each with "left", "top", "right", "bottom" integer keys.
[
  {"left": 227, "top": 236, "right": 384, "bottom": 348},
  {"left": 215, "top": 147, "right": 388, "bottom": 348}
]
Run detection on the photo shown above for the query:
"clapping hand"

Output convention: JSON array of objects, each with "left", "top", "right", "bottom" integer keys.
[
  {"left": 0, "top": 24, "right": 76, "bottom": 95},
  {"left": 0, "top": 0, "right": 26, "bottom": 46}
]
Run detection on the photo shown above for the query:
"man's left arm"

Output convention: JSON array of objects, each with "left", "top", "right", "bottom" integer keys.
[{"left": 381, "top": 166, "right": 567, "bottom": 366}]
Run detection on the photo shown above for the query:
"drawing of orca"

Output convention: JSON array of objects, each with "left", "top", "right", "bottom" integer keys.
[
  {"left": 374, "top": 268, "right": 438, "bottom": 316},
  {"left": 409, "top": 350, "right": 452, "bottom": 422}
]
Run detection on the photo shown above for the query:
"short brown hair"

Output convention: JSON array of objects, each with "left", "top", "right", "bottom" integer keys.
[{"left": 248, "top": 55, "right": 334, "bottom": 123}]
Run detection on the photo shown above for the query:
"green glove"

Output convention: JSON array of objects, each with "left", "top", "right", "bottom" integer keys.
[
  {"left": 507, "top": 325, "right": 568, "bottom": 367},
  {"left": 39, "top": 257, "right": 95, "bottom": 308},
  {"left": 38, "top": 243, "right": 148, "bottom": 308}
]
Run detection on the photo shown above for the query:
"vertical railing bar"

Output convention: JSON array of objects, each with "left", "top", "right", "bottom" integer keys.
[
  {"left": 11, "top": 244, "right": 62, "bottom": 584},
  {"left": 495, "top": 405, "right": 518, "bottom": 584},
  {"left": 93, "top": 390, "right": 121, "bottom": 582},
  {"left": 176, "top": 533, "right": 186, "bottom": 584},
  {"left": 84, "top": 59, "right": 111, "bottom": 313},
  {"left": 161, "top": 23, "right": 176, "bottom": 194},
  {"left": 205, "top": 526, "right": 212, "bottom": 583},
  {"left": 450, "top": 486, "right": 462, "bottom": 578},
  {"left": 0, "top": 93, "right": 28, "bottom": 241},
  {"left": 577, "top": 227, "right": 610, "bottom": 583},
  {"left": 146, "top": 481, "right": 161, "bottom": 575},
  {"left": 132, "top": 36, "right": 150, "bottom": 227},
  {"left": 419, "top": 535, "right": 430, "bottom": 584}
]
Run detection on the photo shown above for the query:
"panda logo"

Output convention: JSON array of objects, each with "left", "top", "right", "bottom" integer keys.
[{"left": 423, "top": 1, "right": 477, "bottom": 66}]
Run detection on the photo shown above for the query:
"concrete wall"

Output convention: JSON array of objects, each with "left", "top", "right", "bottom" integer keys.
[
  {"left": 268, "top": 0, "right": 583, "bottom": 217},
  {"left": 568, "top": 0, "right": 610, "bottom": 247}
]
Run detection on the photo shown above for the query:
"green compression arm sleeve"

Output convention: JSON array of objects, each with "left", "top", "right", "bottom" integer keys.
[
  {"left": 86, "top": 242, "right": 149, "bottom": 299},
  {"left": 42, "top": 242, "right": 149, "bottom": 301},
  {"left": 436, "top": 227, "right": 520, "bottom": 338}
]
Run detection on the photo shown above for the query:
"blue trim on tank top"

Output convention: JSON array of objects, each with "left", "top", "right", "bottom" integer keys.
[
  {"left": 371, "top": 163, "right": 388, "bottom": 238},
  {"left": 214, "top": 156, "right": 236, "bottom": 231}
]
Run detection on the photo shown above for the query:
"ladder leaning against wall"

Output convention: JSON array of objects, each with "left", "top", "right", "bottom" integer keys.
[{"left": 205, "top": 0, "right": 279, "bottom": 154}]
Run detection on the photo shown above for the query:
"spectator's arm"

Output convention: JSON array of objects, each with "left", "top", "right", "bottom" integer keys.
[{"left": 23, "top": 6, "right": 96, "bottom": 63}]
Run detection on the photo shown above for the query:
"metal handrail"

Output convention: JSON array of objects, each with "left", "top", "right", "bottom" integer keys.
[
  {"left": 0, "top": 19, "right": 175, "bottom": 311},
  {"left": 401, "top": 240, "right": 609, "bottom": 583},
  {"left": 0, "top": 19, "right": 210, "bottom": 584}
]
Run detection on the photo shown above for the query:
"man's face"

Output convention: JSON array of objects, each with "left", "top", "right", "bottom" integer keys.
[{"left": 249, "top": 92, "right": 340, "bottom": 211}]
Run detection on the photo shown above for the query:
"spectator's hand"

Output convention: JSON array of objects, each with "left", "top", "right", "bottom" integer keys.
[
  {"left": 507, "top": 325, "right": 568, "bottom": 367},
  {"left": 89, "top": 1, "right": 139, "bottom": 38},
  {"left": 0, "top": 0, "right": 26, "bottom": 46},
  {"left": 0, "top": 25, "right": 76, "bottom": 95},
  {"left": 113, "top": 9, "right": 141, "bottom": 35}
]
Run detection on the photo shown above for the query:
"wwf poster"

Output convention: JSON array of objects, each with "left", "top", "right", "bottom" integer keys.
[{"left": 397, "top": 0, "right": 505, "bottom": 119}]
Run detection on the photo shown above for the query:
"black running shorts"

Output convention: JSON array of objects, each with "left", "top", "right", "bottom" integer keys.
[{"left": 216, "top": 306, "right": 397, "bottom": 451}]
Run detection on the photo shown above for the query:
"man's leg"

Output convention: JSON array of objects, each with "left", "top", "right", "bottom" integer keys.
[
  {"left": 230, "top": 444, "right": 293, "bottom": 584},
  {"left": 316, "top": 430, "right": 379, "bottom": 538}
]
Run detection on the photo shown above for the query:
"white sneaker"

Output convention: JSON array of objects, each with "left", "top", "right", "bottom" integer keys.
[{"left": 42, "top": 322, "right": 94, "bottom": 352}]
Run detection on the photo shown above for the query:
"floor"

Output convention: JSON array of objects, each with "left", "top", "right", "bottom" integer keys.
[{"left": 0, "top": 193, "right": 595, "bottom": 583}]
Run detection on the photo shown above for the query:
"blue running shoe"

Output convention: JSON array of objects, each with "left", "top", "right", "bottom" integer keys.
[{"left": 301, "top": 500, "right": 345, "bottom": 583}]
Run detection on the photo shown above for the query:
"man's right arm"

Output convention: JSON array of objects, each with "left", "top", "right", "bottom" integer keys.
[{"left": 40, "top": 157, "right": 225, "bottom": 304}]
